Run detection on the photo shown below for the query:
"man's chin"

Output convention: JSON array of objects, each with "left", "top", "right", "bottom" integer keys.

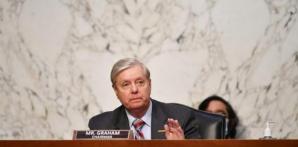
[
  {"left": 128, "top": 102, "right": 148, "bottom": 110},
  {"left": 130, "top": 103, "right": 145, "bottom": 109}
]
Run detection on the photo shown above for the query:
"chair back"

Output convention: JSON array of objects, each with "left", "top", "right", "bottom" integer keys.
[
  {"left": 171, "top": 103, "right": 225, "bottom": 139},
  {"left": 193, "top": 109, "right": 225, "bottom": 139}
]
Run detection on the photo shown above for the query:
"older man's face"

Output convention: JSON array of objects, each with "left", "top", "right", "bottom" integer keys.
[{"left": 113, "top": 65, "right": 151, "bottom": 112}]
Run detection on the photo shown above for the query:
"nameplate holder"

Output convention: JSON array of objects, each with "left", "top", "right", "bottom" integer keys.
[{"left": 73, "top": 130, "right": 134, "bottom": 140}]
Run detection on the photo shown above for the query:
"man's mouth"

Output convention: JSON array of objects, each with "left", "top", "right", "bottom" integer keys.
[{"left": 130, "top": 97, "right": 142, "bottom": 101}]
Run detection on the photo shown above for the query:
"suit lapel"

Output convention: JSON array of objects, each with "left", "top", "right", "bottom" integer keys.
[
  {"left": 112, "top": 106, "right": 130, "bottom": 130},
  {"left": 151, "top": 100, "right": 167, "bottom": 139}
]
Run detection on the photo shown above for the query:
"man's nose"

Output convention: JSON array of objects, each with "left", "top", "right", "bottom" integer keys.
[{"left": 130, "top": 84, "right": 138, "bottom": 93}]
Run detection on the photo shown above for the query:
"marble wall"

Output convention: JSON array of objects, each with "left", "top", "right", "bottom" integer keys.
[{"left": 0, "top": 0, "right": 298, "bottom": 139}]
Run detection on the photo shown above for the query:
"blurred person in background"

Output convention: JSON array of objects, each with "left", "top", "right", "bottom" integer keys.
[{"left": 198, "top": 95, "right": 239, "bottom": 139}]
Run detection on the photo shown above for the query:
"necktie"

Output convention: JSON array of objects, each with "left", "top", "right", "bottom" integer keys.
[{"left": 133, "top": 119, "right": 145, "bottom": 140}]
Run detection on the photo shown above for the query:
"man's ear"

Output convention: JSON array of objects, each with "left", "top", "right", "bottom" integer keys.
[
  {"left": 148, "top": 78, "right": 151, "bottom": 87},
  {"left": 112, "top": 84, "right": 121, "bottom": 100},
  {"left": 112, "top": 84, "right": 118, "bottom": 93}
]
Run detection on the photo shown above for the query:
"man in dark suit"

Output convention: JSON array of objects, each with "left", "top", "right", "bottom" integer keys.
[{"left": 89, "top": 58, "right": 200, "bottom": 139}]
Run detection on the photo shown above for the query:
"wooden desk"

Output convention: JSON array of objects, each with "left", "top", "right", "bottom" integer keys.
[{"left": 0, "top": 140, "right": 297, "bottom": 147}]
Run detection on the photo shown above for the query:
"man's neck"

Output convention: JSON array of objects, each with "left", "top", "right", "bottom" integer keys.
[{"left": 128, "top": 106, "right": 149, "bottom": 118}]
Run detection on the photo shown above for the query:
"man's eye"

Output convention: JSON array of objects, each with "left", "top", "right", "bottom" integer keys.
[
  {"left": 136, "top": 80, "right": 145, "bottom": 85},
  {"left": 121, "top": 83, "right": 130, "bottom": 87}
]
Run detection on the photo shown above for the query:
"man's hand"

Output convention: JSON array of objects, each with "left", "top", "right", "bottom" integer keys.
[{"left": 164, "top": 118, "right": 185, "bottom": 140}]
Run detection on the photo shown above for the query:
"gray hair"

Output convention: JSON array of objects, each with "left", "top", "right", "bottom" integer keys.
[{"left": 111, "top": 58, "right": 150, "bottom": 86}]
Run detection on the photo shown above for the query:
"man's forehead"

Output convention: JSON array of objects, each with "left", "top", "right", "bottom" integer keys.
[{"left": 116, "top": 66, "right": 147, "bottom": 80}]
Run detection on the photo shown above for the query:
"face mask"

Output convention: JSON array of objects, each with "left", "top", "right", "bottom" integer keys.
[{"left": 225, "top": 118, "right": 229, "bottom": 137}]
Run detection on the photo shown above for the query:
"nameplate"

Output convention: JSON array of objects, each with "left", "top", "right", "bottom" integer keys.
[{"left": 73, "top": 130, "right": 134, "bottom": 140}]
